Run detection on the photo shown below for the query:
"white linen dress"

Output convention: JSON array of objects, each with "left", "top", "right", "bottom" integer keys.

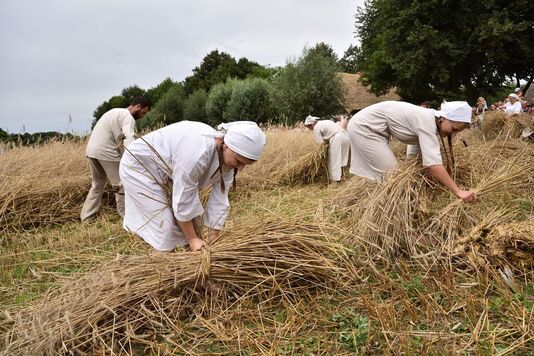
[{"left": 313, "top": 120, "right": 350, "bottom": 182}]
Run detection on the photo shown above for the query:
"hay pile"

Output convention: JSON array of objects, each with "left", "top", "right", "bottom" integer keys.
[
  {"left": 481, "top": 111, "right": 534, "bottom": 140},
  {"left": 334, "top": 136, "right": 534, "bottom": 265},
  {"left": 451, "top": 210, "right": 534, "bottom": 270},
  {"left": 271, "top": 144, "right": 329, "bottom": 185},
  {"left": 2, "top": 218, "right": 348, "bottom": 355},
  {"left": 0, "top": 140, "right": 115, "bottom": 232}
]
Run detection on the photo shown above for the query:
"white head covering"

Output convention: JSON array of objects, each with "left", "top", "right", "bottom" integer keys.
[
  {"left": 434, "top": 101, "right": 472, "bottom": 124},
  {"left": 509, "top": 93, "right": 519, "bottom": 100},
  {"left": 304, "top": 115, "right": 319, "bottom": 126},
  {"left": 216, "top": 121, "right": 266, "bottom": 161}
]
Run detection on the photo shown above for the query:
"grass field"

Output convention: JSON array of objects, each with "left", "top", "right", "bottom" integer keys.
[{"left": 1, "top": 113, "right": 533, "bottom": 354}]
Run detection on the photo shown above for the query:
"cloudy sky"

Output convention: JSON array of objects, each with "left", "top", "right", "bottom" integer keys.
[{"left": 0, "top": 0, "right": 363, "bottom": 134}]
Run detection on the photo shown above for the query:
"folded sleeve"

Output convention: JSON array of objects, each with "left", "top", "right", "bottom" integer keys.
[
  {"left": 203, "top": 170, "right": 234, "bottom": 230},
  {"left": 172, "top": 150, "right": 210, "bottom": 222}
]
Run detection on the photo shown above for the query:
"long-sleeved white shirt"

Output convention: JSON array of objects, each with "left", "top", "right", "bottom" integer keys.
[
  {"left": 504, "top": 101, "right": 522, "bottom": 115},
  {"left": 123, "top": 121, "right": 234, "bottom": 230},
  {"left": 86, "top": 108, "right": 136, "bottom": 161},
  {"left": 313, "top": 120, "right": 347, "bottom": 144}
]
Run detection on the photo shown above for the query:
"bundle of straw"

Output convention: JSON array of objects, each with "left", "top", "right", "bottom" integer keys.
[
  {"left": 341, "top": 160, "right": 431, "bottom": 261},
  {"left": 3, "top": 218, "right": 347, "bottom": 355},
  {"left": 481, "top": 111, "right": 533, "bottom": 140},
  {"left": 271, "top": 144, "right": 329, "bottom": 185}
]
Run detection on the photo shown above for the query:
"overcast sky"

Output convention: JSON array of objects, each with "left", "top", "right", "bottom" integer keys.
[{"left": 0, "top": 0, "right": 363, "bottom": 134}]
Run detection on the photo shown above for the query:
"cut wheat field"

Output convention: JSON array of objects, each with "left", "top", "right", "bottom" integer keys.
[{"left": 1, "top": 113, "right": 533, "bottom": 354}]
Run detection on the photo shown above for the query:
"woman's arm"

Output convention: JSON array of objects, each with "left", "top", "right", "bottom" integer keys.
[
  {"left": 176, "top": 220, "right": 205, "bottom": 251},
  {"left": 428, "top": 164, "right": 476, "bottom": 202}
]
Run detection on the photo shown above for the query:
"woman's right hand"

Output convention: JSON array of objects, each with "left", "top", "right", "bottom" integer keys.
[
  {"left": 456, "top": 189, "right": 477, "bottom": 203},
  {"left": 188, "top": 237, "right": 206, "bottom": 251}
]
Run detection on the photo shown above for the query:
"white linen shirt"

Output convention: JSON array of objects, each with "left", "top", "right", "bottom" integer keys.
[
  {"left": 353, "top": 101, "right": 443, "bottom": 167},
  {"left": 504, "top": 101, "right": 522, "bottom": 115},
  {"left": 86, "top": 108, "right": 136, "bottom": 162},
  {"left": 124, "top": 121, "right": 233, "bottom": 230},
  {"left": 313, "top": 120, "right": 347, "bottom": 144}
]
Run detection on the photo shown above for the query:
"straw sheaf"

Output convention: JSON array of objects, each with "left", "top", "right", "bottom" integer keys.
[
  {"left": 480, "top": 111, "right": 534, "bottom": 140},
  {"left": 270, "top": 144, "right": 329, "bottom": 185},
  {"left": 3, "top": 218, "right": 348, "bottom": 355}
]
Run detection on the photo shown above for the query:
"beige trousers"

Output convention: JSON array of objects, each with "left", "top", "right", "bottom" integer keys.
[{"left": 80, "top": 158, "right": 124, "bottom": 222}]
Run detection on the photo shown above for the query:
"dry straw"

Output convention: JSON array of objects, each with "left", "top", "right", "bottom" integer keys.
[
  {"left": 3, "top": 218, "right": 348, "bottom": 355},
  {"left": 0, "top": 140, "right": 99, "bottom": 232},
  {"left": 271, "top": 144, "right": 329, "bottom": 185}
]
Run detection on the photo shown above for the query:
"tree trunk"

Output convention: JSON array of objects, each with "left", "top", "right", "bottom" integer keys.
[{"left": 522, "top": 73, "right": 533, "bottom": 95}]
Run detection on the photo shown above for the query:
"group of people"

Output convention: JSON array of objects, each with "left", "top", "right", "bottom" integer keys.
[
  {"left": 474, "top": 88, "right": 533, "bottom": 127},
  {"left": 305, "top": 101, "right": 476, "bottom": 203},
  {"left": 82, "top": 97, "right": 477, "bottom": 253}
]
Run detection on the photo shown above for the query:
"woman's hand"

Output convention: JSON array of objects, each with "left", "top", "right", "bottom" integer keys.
[
  {"left": 456, "top": 189, "right": 477, "bottom": 203},
  {"left": 188, "top": 237, "right": 205, "bottom": 251}
]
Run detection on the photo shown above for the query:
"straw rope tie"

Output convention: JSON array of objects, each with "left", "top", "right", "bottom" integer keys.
[{"left": 198, "top": 248, "right": 211, "bottom": 283}]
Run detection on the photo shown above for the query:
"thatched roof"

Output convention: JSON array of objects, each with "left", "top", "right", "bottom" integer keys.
[{"left": 339, "top": 72, "right": 399, "bottom": 113}]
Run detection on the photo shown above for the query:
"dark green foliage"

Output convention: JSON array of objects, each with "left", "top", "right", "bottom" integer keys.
[
  {"left": 272, "top": 44, "right": 345, "bottom": 124},
  {"left": 145, "top": 78, "right": 178, "bottom": 105},
  {"left": 120, "top": 85, "right": 146, "bottom": 105},
  {"left": 355, "top": 0, "right": 534, "bottom": 103},
  {"left": 137, "top": 84, "right": 186, "bottom": 129},
  {"left": 223, "top": 78, "right": 275, "bottom": 124},
  {"left": 338, "top": 44, "right": 361, "bottom": 74},
  {"left": 205, "top": 79, "right": 238, "bottom": 126},
  {"left": 0, "top": 131, "right": 79, "bottom": 145},
  {"left": 183, "top": 50, "right": 273, "bottom": 95},
  {"left": 183, "top": 89, "right": 208, "bottom": 124}
]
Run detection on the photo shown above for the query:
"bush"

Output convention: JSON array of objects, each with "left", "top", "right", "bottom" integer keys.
[
  {"left": 272, "top": 45, "right": 345, "bottom": 124},
  {"left": 223, "top": 78, "right": 275, "bottom": 124},
  {"left": 205, "top": 80, "right": 238, "bottom": 126},
  {"left": 183, "top": 89, "right": 208, "bottom": 124}
]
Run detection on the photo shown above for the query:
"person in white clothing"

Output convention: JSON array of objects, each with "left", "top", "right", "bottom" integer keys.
[
  {"left": 81, "top": 97, "right": 151, "bottom": 222},
  {"left": 347, "top": 101, "right": 476, "bottom": 203},
  {"left": 504, "top": 93, "right": 522, "bottom": 118},
  {"left": 304, "top": 115, "right": 350, "bottom": 182},
  {"left": 119, "top": 121, "right": 266, "bottom": 252}
]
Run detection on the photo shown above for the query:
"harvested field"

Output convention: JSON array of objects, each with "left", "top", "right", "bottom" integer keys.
[{"left": 1, "top": 123, "right": 533, "bottom": 354}]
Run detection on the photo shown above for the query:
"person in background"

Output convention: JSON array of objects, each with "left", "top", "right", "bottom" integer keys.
[
  {"left": 473, "top": 96, "right": 487, "bottom": 128},
  {"left": 81, "top": 97, "right": 151, "bottom": 223},
  {"left": 304, "top": 115, "right": 350, "bottom": 183},
  {"left": 120, "top": 121, "right": 265, "bottom": 252},
  {"left": 504, "top": 93, "right": 522, "bottom": 118},
  {"left": 347, "top": 101, "right": 476, "bottom": 203},
  {"left": 528, "top": 97, "right": 534, "bottom": 116}
]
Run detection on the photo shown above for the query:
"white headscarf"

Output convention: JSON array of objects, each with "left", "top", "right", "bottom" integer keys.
[
  {"left": 508, "top": 93, "right": 519, "bottom": 100},
  {"left": 216, "top": 121, "right": 266, "bottom": 161},
  {"left": 434, "top": 101, "right": 472, "bottom": 124},
  {"left": 304, "top": 115, "right": 319, "bottom": 126}
]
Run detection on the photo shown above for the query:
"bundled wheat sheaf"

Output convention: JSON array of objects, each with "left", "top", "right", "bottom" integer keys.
[
  {"left": 271, "top": 144, "right": 329, "bottom": 185},
  {"left": 2, "top": 219, "right": 348, "bottom": 355}
]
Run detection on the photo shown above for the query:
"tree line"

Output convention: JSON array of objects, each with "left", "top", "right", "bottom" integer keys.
[{"left": 92, "top": 44, "right": 358, "bottom": 130}]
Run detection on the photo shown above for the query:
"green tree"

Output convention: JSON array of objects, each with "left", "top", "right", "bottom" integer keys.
[
  {"left": 205, "top": 79, "right": 238, "bottom": 126},
  {"left": 183, "top": 89, "right": 208, "bottom": 124},
  {"left": 121, "top": 85, "right": 146, "bottom": 105},
  {"left": 223, "top": 78, "right": 275, "bottom": 124},
  {"left": 183, "top": 50, "right": 239, "bottom": 95},
  {"left": 272, "top": 44, "right": 345, "bottom": 124},
  {"left": 138, "top": 84, "right": 185, "bottom": 129},
  {"left": 339, "top": 44, "right": 361, "bottom": 73},
  {"left": 355, "top": 0, "right": 534, "bottom": 103},
  {"left": 146, "top": 78, "right": 178, "bottom": 105}
]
